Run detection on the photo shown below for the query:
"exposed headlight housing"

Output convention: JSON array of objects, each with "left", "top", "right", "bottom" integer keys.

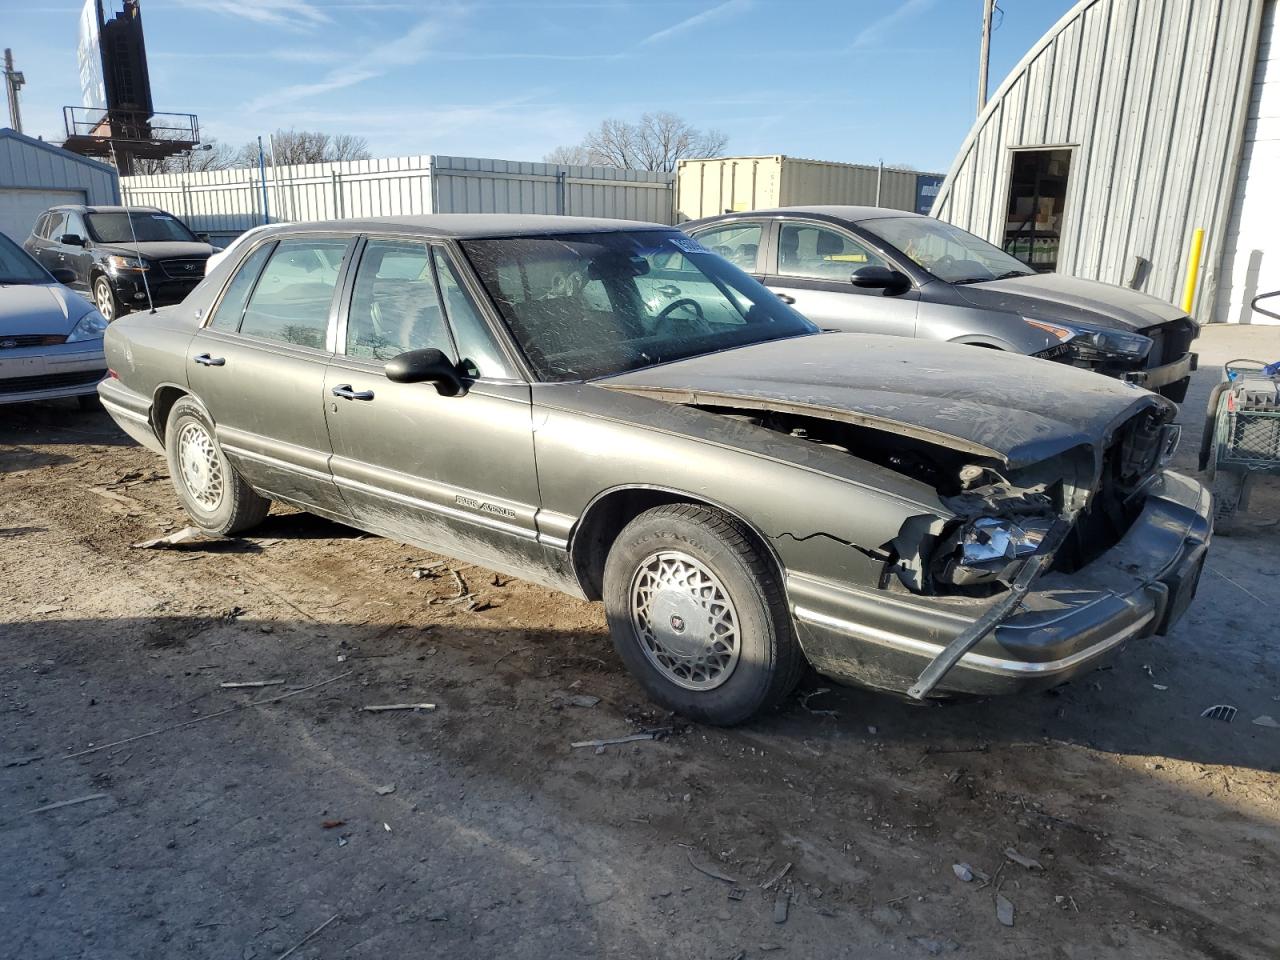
[
  {"left": 106, "top": 255, "right": 149, "bottom": 272},
  {"left": 1024, "top": 317, "right": 1153, "bottom": 361},
  {"left": 934, "top": 515, "right": 1054, "bottom": 587},
  {"left": 66, "top": 309, "right": 110, "bottom": 341}
]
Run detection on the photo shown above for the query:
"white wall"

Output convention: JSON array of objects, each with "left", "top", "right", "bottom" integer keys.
[{"left": 1217, "top": 0, "right": 1280, "bottom": 324}]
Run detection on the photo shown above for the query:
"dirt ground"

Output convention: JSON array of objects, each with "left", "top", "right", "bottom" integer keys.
[{"left": 2, "top": 325, "right": 1278, "bottom": 960}]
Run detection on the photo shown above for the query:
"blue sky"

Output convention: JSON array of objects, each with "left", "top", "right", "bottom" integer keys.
[{"left": 7, "top": 0, "right": 1075, "bottom": 172}]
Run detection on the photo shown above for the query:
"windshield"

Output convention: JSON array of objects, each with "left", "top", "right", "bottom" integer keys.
[
  {"left": 0, "top": 232, "right": 52, "bottom": 284},
  {"left": 87, "top": 211, "right": 199, "bottom": 244},
  {"left": 461, "top": 231, "right": 816, "bottom": 381},
  {"left": 860, "top": 216, "right": 1033, "bottom": 284}
]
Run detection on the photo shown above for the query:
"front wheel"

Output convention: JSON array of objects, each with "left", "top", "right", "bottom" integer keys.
[
  {"left": 93, "top": 276, "right": 125, "bottom": 322},
  {"left": 602, "top": 503, "right": 804, "bottom": 725},
  {"left": 164, "top": 396, "right": 269, "bottom": 535}
]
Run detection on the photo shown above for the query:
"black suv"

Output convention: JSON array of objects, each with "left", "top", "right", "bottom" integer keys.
[{"left": 23, "top": 205, "right": 216, "bottom": 321}]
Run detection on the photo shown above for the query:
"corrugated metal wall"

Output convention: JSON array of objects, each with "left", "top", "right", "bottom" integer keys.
[
  {"left": 931, "top": 0, "right": 1266, "bottom": 321},
  {"left": 121, "top": 154, "right": 673, "bottom": 245},
  {"left": 674, "top": 156, "right": 938, "bottom": 221},
  {"left": 0, "top": 128, "right": 119, "bottom": 239},
  {"left": 1216, "top": 0, "right": 1279, "bottom": 324}
]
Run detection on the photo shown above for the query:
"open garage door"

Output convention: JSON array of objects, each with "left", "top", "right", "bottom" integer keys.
[{"left": 0, "top": 188, "right": 86, "bottom": 244}]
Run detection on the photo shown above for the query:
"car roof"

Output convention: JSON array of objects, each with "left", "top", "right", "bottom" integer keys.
[
  {"left": 47, "top": 204, "right": 166, "bottom": 215},
  {"left": 684, "top": 205, "right": 926, "bottom": 229},
  {"left": 251, "top": 214, "right": 673, "bottom": 240}
]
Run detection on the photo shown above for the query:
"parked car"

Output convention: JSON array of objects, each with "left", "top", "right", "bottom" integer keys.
[
  {"left": 98, "top": 216, "right": 1210, "bottom": 724},
  {"left": 204, "top": 224, "right": 271, "bottom": 276},
  {"left": 0, "top": 230, "right": 109, "bottom": 408},
  {"left": 685, "top": 207, "right": 1199, "bottom": 402},
  {"left": 23, "top": 204, "right": 216, "bottom": 322}
]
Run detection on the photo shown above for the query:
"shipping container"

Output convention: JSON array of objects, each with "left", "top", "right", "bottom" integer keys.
[{"left": 674, "top": 155, "right": 945, "bottom": 222}]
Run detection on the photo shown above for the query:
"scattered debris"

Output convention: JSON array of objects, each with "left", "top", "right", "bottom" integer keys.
[
  {"left": 1153, "top": 684, "right": 1168, "bottom": 691},
  {"left": 1004, "top": 848, "right": 1044, "bottom": 871},
  {"left": 773, "top": 890, "right": 789, "bottom": 924},
  {"left": 550, "top": 690, "right": 601, "bottom": 709},
  {"left": 24, "top": 793, "right": 109, "bottom": 815},
  {"left": 132, "top": 527, "right": 219, "bottom": 549},
  {"left": 760, "top": 861, "right": 792, "bottom": 890},
  {"left": 362, "top": 703, "right": 436, "bottom": 713},
  {"left": 728, "top": 887, "right": 746, "bottom": 901},
  {"left": 686, "top": 850, "right": 738, "bottom": 883},
  {"left": 321, "top": 820, "right": 345, "bottom": 829},
  {"left": 996, "top": 893, "right": 1015, "bottom": 927},
  {"left": 411, "top": 561, "right": 447, "bottom": 579},
  {"left": 375, "top": 784, "right": 396, "bottom": 796},
  {"left": 1252, "top": 715, "right": 1279, "bottom": 728},
  {"left": 924, "top": 744, "right": 990, "bottom": 757},
  {"left": 31, "top": 605, "right": 63, "bottom": 616},
  {"left": 383, "top": 823, "right": 392, "bottom": 832},
  {"left": 571, "top": 730, "right": 667, "bottom": 751},
  {"left": 63, "top": 671, "right": 354, "bottom": 760},
  {"left": 3, "top": 755, "right": 43, "bottom": 769},
  {"left": 799, "top": 687, "right": 839, "bottom": 717},
  {"left": 953, "top": 862, "right": 980, "bottom": 882},
  {"left": 220, "top": 680, "right": 285, "bottom": 690},
  {"left": 89, "top": 486, "right": 143, "bottom": 510},
  {"left": 1201, "top": 704, "right": 1238, "bottom": 723},
  {"left": 274, "top": 914, "right": 339, "bottom": 960}
]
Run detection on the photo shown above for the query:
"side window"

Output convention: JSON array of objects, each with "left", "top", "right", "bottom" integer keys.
[
  {"left": 776, "top": 224, "right": 888, "bottom": 281},
  {"left": 64, "top": 212, "right": 88, "bottom": 240},
  {"left": 239, "top": 238, "right": 349, "bottom": 349},
  {"left": 431, "top": 249, "right": 512, "bottom": 379},
  {"left": 346, "top": 240, "right": 451, "bottom": 361},
  {"left": 32, "top": 213, "right": 49, "bottom": 238},
  {"left": 208, "top": 241, "right": 275, "bottom": 331},
  {"left": 45, "top": 212, "right": 67, "bottom": 241},
  {"left": 690, "top": 222, "right": 762, "bottom": 271}
]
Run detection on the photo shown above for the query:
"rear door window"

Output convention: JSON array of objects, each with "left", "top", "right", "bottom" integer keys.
[
  {"left": 238, "top": 238, "right": 350, "bottom": 349},
  {"left": 689, "top": 222, "right": 763, "bottom": 273}
]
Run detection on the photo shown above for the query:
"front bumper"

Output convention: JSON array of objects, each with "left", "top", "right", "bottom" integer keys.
[
  {"left": 111, "top": 273, "right": 201, "bottom": 308},
  {"left": 1124, "top": 351, "right": 1197, "bottom": 392},
  {"left": 0, "top": 344, "right": 107, "bottom": 405},
  {"left": 790, "top": 470, "right": 1211, "bottom": 698}
]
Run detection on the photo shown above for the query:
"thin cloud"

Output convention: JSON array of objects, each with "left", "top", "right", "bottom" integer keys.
[
  {"left": 850, "top": 0, "right": 934, "bottom": 49},
  {"left": 639, "top": 0, "right": 751, "bottom": 46},
  {"left": 171, "top": 0, "right": 331, "bottom": 28}
]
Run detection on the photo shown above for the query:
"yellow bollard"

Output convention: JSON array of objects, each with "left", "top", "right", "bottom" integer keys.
[{"left": 1181, "top": 227, "right": 1205, "bottom": 315}]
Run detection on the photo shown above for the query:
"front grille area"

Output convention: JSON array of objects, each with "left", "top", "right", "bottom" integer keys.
[
  {"left": 0, "top": 334, "right": 67, "bottom": 349},
  {"left": 157, "top": 258, "right": 207, "bottom": 280},
  {"left": 1144, "top": 316, "right": 1197, "bottom": 367},
  {"left": 0, "top": 369, "right": 106, "bottom": 394}
]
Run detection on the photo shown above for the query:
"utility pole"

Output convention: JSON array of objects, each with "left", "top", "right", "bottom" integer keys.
[
  {"left": 3, "top": 48, "right": 24, "bottom": 133},
  {"left": 977, "top": 0, "right": 994, "bottom": 117}
]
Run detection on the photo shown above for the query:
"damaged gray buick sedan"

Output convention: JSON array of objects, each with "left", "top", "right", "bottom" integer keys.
[{"left": 98, "top": 215, "right": 1211, "bottom": 724}]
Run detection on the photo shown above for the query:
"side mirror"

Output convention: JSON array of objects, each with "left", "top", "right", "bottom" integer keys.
[
  {"left": 384, "top": 348, "right": 464, "bottom": 396},
  {"left": 851, "top": 264, "right": 911, "bottom": 294},
  {"left": 50, "top": 267, "right": 77, "bottom": 285},
  {"left": 60, "top": 233, "right": 86, "bottom": 247},
  {"left": 197, "top": 232, "right": 211, "bottom": 243}
]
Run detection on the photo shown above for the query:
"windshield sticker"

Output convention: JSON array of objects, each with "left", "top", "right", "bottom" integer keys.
[
  {"left": 150, "top": 214, "right": 176, "bottom": 221},
  {"left": 668, "top": 236, "right": 712, "bottom": 255}
]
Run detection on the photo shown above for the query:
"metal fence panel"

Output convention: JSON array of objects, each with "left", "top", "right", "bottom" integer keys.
[{"left": 121, "top": 153, "right": 674, "bottom": 245}]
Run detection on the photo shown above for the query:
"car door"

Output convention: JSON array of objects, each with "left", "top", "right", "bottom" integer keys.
[
  {"left": 31, "top": 211, "right": 66, "bottom": 277},
  {"left": 60, "top": 211, "right": 94, "bottom": 290},
  {"left": 323, "top": 236, "right": 544, "bottom": 573},
  {"left": 185, "top": 234, "right": 353, "bottom": 519},
  {"left": 762, "top": 219, "right": 919, "bottom": 337}
]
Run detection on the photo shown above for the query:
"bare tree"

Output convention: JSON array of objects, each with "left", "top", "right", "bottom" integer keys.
[
  {"left": 237, "top": 129, "right": 371, "bottom": 167},
  {"left": 542, "top": 144, "right": 593, "bottom": 166},
  {"left": 127, "top": 138, "right": 237, "bottom": 174},
  {"left": 557, "top": 113, "right": 727, "bottom": 172}
]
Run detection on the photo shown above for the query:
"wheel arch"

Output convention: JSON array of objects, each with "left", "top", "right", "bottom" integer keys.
[
  {"left": 150, "top": 382, "right": 196, "bottom": 443},
  {"left": 948, "top": 334, "right": 1014, "bottom": 350},
  {"left": 568, "top": 484, "right": 788, "bottom": 602}
]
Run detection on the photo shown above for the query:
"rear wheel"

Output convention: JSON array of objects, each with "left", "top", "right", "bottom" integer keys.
[
  {"left": 164, "top": 396, "right": 269, "bottom": 535},
  {"left": 602, "top": 503, "right": 803, "bottom": 725}
]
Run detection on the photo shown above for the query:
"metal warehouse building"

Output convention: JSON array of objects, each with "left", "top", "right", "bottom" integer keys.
[
  {"left": 933, "top": 0, "right": 1278, "bottom": 325},
  {"left": 0, "top": 127, "right": 120, "bottom": 244}
]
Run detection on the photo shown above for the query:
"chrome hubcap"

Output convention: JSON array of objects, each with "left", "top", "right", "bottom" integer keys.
[
  {"left": 630, "top": 550, "right": 740, "bottom": 691},
  {"left": 177, "top": 422, "right": 223, "bottom": 511},
  {"left": 96, "top": 282, "right": 114, "bottom": 319}
]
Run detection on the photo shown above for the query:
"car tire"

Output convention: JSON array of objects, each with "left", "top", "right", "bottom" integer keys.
[
  {"left": 164, "top": 396, "right": 269, "bottom": 535},
  {"left": 93, "top": 275, "right": 126, "bottom": 321},
  {"left": 602, "top": 503, "right": 804, "bottom": 725}
]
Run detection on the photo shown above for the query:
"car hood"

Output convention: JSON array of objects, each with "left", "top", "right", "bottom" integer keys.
[
  {"left": 599, "top": 333, "right": 1171, "bottom": 467},
  {"left": 952, "top": 272, "right": 1186, "bottom": 332},
  {"left": 0, "top": 282, "right": 94, "bottom": 335},
  {"left": 97, "top": 241, "right": 215, "bottom": 260}
]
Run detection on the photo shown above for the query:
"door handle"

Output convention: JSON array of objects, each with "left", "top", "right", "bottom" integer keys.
[
  {"left": 775, "top": 292, "right": 796, "bottom": 304},
  {"left": 331, "top": 384, "right": 375, "bottom": 401},
  {"left": 193, "top": 353, "right": 226, "bottom": 366}
]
